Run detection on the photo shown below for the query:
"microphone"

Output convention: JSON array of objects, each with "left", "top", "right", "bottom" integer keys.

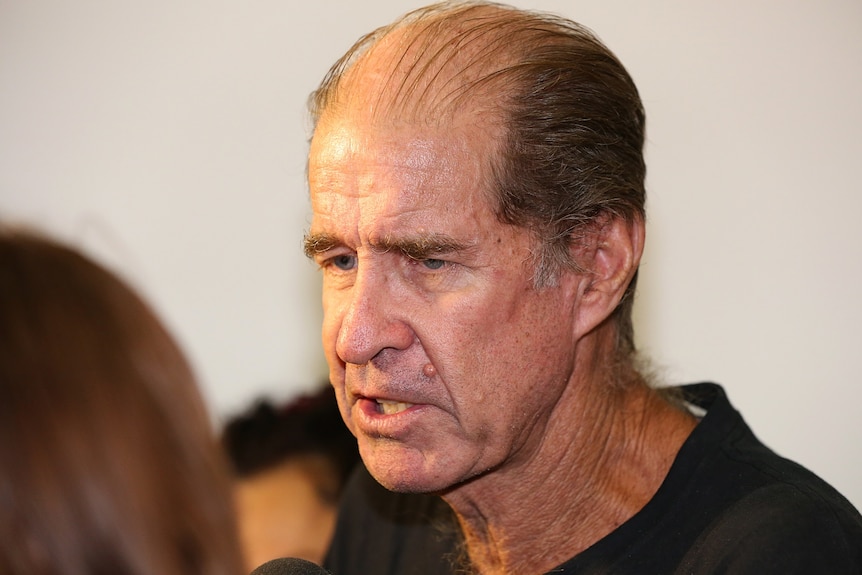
[{"left": 249, "top": 557, "right": 331, "bottom": 575}]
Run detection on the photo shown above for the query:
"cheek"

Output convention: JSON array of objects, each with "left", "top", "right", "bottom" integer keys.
[
  {"left": 448, "top": 291, "right": 570, "bottom": 394},
  {"left": 419, "top": 300, "right": 519, "bottom": 403},
  {"left": 321, "top": 315, "right": 339, "bottom": 355},
  {"left": 446, "top": 286, "right": 547, "bottom": 352},
  {"left": 320, "top": 310, "right": 349, "bottom": 413},
  {"left": 332, "top": 385, "right": 356, "bottom": 436}
]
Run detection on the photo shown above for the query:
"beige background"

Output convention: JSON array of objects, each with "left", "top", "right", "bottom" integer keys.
[{"left": 2, "top": 0, "right": 860, "bottom": 509}]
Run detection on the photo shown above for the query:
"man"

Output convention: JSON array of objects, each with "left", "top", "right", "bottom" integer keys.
[{"left": 303, "top": 2, "right": 862, "bottom": 573}]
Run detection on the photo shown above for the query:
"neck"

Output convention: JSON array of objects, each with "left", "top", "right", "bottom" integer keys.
[{"left": 441, "top": 353, "right": 696, "bottom": 575}]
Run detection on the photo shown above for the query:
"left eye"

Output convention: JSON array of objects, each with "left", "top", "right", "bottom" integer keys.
[{"left": 422, "top": 259, "right": 445, "bottom": 270}]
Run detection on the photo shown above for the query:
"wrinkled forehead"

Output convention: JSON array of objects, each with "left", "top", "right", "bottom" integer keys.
[
  {"left": 307, "top": 97, "right": 508, "bottom": 252},
  {"left": 309, "top": 108, "right": 500, "bottom": 209}
]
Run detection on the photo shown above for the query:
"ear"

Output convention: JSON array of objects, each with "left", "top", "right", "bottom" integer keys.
[{"left": 568, "top": 215, "right": 645, "bottom": 340}]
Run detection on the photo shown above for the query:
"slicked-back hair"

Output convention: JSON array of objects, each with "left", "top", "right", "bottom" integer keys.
[
  {"left": 309, "top": 1, "right": 646, "bottom": 360},
  {"left": 0, "top": 228, "right": 244, "bottom": 575}
]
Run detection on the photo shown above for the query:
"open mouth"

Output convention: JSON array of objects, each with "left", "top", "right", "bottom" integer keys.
[{"left": 375, "top": 399, "right": 414, "bottom": 415}]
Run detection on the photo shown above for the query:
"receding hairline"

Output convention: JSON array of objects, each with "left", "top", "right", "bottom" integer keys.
[{"left": 309, "top": 1, "right": 601, "bottom": 129}]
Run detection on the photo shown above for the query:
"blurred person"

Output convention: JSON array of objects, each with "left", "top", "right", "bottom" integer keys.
[
  {"left": 222, "top": 386, "right": 359, "bottom": 570},
  {"left": 0, "top": 226, "right": 245, "bottom": 575}
]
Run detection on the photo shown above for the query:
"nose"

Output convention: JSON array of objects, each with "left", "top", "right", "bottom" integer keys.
[{"left": 335, "top": 268, "right": 414, "bottom": 366}]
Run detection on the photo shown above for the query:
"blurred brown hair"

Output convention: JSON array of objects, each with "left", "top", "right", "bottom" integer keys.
[{"left": 0, "top": 227, "right": 244, "bottom": 575}]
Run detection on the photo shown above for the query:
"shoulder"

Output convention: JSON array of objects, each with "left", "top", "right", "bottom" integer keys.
[
  {"left": 676, "top": 455, "right": 862, "bottom": 573},
  {"left": 667, "top": 383, "right": 862, "bottom": 573}
]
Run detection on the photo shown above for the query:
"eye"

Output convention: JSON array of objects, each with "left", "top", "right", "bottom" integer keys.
[
  {"left": 330, "top": 254, "right": 357, "bottom": 271},
  {"left": 422, "top": 258, "right": 445, "bottom": 270}
]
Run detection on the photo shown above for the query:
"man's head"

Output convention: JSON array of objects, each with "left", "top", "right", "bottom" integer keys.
[
  {"left": 305, "top": 1, "right": 646, "bottom": 493},
  {"left": 309, "top": 0, "right": 646, "bottom": 358}
]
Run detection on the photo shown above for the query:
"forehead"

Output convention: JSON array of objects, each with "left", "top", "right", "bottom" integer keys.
[{"left": 308, "top": 110, "right": 501, "bottom": 235}]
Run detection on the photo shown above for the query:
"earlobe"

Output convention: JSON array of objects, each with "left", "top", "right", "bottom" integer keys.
[{"left": 570, "top": 215, "right": 645, "bottom": 339}]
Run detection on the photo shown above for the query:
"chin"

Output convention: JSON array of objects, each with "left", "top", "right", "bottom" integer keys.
[{"left": 361, "top": 440, "right": 460, "bottom": 494}]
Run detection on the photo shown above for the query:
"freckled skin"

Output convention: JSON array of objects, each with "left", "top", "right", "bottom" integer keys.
[{"left": 308, "top": 112, "right": 582, "bottom": 494}]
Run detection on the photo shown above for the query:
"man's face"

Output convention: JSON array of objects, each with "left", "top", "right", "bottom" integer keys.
[{"left": 307, "top": 111, "right": 580, "bottom": 494}]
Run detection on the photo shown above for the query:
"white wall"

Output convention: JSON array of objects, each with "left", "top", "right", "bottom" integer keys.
[{"left": 1, "top": 0, "right": 860, "bottom": 510}]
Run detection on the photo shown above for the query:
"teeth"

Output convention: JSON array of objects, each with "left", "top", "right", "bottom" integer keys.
[{"left": 377, "top": 399, "right": 414, "bottom": 415}]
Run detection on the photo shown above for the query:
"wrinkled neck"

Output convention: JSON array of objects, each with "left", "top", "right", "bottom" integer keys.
[{"left": 442, "top": 337, "right": 696, "bottom": 575}]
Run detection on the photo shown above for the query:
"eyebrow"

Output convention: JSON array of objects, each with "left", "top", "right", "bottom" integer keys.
[
  {"left": 303, "top": 232, "right": 341, "bottom": 259},
  {"left": 302, "top": 231, "right": 472, "bottom": 260},
  {"left": 373, "top": 234, "right": 471, "bottom": 261}
]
